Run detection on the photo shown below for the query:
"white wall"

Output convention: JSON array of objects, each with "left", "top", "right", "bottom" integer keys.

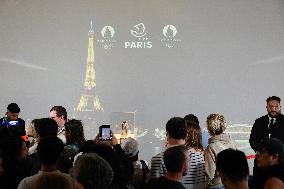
[{"left": 0, "top": 0, "right": 284, "bottom": 162}]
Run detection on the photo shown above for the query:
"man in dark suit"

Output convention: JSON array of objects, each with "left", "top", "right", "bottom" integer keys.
[
  {"left": 249, "top": 96, "right": 284, "bottom": 151},
  {"left": 249, "top": 96, "right": 284, "bottom": 188}
]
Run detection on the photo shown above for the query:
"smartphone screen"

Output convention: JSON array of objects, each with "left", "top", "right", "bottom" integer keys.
[
  {"left": 102, "top": 127, "right": 110, "bottom": 140},
  {"left": 99, "top": 125, "right": 111, "bottom": 140}
]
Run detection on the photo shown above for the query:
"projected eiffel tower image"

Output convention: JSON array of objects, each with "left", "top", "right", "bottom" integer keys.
[
  {"left": 74, "top": 21, "right": 104, "bottom": 138},
  {"left": 76, "top": 21, "right": 103, "bottom": 112}
]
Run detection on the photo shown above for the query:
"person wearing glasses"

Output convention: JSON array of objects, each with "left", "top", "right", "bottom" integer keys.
[
  {"left": 252, "top": 138, "right": 284, "bottom": 189},
  {"left": 49, "top": 106, "right": 67, "bottom": 143}
]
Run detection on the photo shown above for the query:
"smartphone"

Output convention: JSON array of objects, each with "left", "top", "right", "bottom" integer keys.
[{"left": 99, "top": 125, "right": 111, "bottom": 140}]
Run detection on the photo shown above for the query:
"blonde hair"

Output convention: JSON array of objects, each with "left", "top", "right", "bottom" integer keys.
[
  {"left": 27, "top": 119, "right": 40, "bottom": 146},
  {"left": 207, "top": 113, "right": 226, "bottom": 136}
]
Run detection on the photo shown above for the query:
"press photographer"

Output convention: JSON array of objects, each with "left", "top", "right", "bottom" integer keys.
[{"left": 0, "top": 103, "right": 26, "bottom": 137}]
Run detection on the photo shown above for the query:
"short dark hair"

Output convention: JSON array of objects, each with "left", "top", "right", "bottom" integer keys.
[
  {"left": 164, "top": 145, "right": 187, "bottom": 173},
  {"left": 259, "top": 138, "right": 284, "bottom": 168},
  {"left": 7, "top": 103, "right": 20, "bottom": 113},
  {"left": 260, "top": 138, "right": 284, "bottom": 158},
  {"left": 266, "top": 96, "right": 281, "bottom": 103},
  {"left": 184, "top": 114, "right": 199, "bottom": 125},
  {"left": 1, "top": 137, "right": 25, "bottom": 158},
  {"left": 216, "top": 149, "right": 249, "bottom": 183},
  {"left": 8, "top": 137, "right": 25, "bottom": 158},
  {"left": 166, "top": 117, "right": 187, "bottom": 140},
  {"left": 35, "top": 118, "right": 58, "bottom": 138},
  {"left": 37, "top": 136, "right": 64, "bottom": 165},
  {"left": 50, "top": 106, "right": 67, "bottom": 121}
]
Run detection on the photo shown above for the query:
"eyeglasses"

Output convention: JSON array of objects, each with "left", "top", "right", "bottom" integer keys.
[{"left": 256, "top": 148, "right": 267, "bottom": 156}]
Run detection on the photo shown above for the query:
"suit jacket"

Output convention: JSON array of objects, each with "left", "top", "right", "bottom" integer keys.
[{"left": 249, "top": 114, "right": 284, "bottom": 152}]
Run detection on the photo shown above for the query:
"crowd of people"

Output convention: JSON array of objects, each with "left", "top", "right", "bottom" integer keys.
[{"left": 0, "top": 95, "right": 283, "bottom": 189}]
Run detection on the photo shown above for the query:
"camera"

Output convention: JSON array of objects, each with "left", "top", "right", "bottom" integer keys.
[
  {"left": 1, "top": 120, "right": 19, "bottom": 127},
  {"left": 99, "top": 125, "right": 111, "bottom": 140}
]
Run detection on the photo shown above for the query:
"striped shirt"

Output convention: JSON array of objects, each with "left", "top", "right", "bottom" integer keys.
[
  {"left": 150, "top": 151, "right": 166, "bottom": 178},
  {"left": 150, "top": 148, "right": 206, "bottom": 189}
]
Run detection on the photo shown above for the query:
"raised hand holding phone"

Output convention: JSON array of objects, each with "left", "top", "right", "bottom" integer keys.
[
  {"left": 109, "top": 129, "right": 118, "bottom": 146},
  {"left": 99, "top": 125, "right": 111, "bottom": 140}
]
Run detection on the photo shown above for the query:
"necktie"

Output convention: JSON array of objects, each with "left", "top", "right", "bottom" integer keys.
[
  {"left": 269, "top": 118, "right": 275, "bottom": 128},
  {"left": 268, "top": 118, "right": 275, "bottom": 138}
]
